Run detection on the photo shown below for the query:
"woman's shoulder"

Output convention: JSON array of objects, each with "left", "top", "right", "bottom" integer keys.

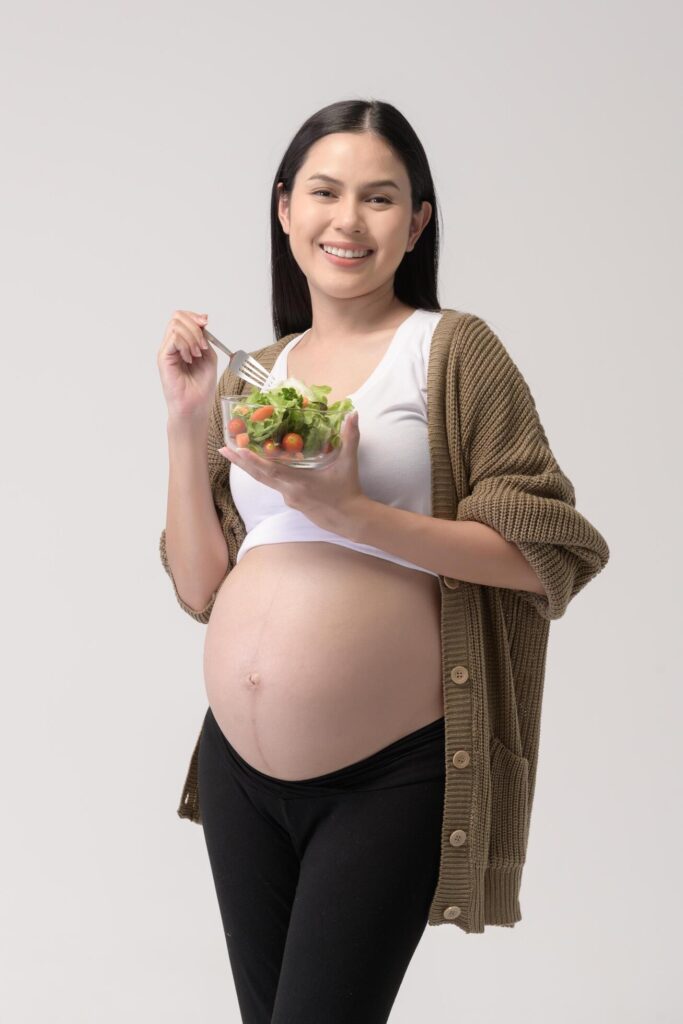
[{"left": 425, "top": 307, "right": 479, "bottom": 345}]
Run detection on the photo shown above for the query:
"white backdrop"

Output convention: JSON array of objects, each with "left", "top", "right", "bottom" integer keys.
[{"left": 2, "top": 1, "right": 680, "bottom": 1021}]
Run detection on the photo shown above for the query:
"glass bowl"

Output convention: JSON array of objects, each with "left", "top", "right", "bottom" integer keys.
[{"left": 220, "top": 394, "right": 354, "bottom": 469}]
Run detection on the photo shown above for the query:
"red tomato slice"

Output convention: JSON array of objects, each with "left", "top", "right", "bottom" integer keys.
[
  {"left": 228, "top": 417, "right": 246, "bottom": 436},
  {"left": 251, "top": 405, "right": 275, "bottom": 422},
  {"left": 281, "top": 432, "right": 304, "bottom": 454}
]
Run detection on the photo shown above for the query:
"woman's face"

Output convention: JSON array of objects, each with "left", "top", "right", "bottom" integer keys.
[{"left": 277, "top": 132, "right": 431, "bottom": 304}]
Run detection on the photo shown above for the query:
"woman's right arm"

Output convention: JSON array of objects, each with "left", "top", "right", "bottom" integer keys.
[{"left": 157, "top": 309, "right": 230, "bottom": 622}]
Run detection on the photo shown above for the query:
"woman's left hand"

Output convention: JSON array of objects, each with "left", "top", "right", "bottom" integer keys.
[{"left": 217, "top": 410, "right": 366, "bottom": 533}]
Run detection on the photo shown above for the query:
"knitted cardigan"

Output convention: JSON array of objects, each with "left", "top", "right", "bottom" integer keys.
[{"left": 159, "top": 308, "right": 610, "bottom": 933}]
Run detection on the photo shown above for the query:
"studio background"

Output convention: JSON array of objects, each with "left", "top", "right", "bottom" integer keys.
[{"left": 2, "top": 1, "right": 680, "bottom": 1021}]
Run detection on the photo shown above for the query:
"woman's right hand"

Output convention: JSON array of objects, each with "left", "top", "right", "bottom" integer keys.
[{"left": 157, "top": 309, "right": 218, "bottom": 423}]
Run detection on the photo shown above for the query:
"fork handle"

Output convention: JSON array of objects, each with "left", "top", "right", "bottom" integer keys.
[{"left": 202, "top": 328, "right": 233, "bottom": 358}]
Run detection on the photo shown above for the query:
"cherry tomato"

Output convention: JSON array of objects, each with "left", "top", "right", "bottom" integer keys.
[
  {"left": 251, "top": 405, "right": 275, "bottom": 422},
  {"left": 301, "top": 396, "right": 309, "bottom": 408},
  {"left": 262, "top": 439, "right": 280, "bottom": 458},
  {"left": 281, "top": 432, "right": 304, "bottom": 454},
  {"left": 228, "top": 417, "right": 247, "bottom": 436},
  {"left": 235, "top": 432, "right": 251, "bottom": 449}
]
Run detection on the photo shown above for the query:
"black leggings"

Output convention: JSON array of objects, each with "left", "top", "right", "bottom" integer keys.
[{"left": 197, "top": 704, "right": 446, "bottom": 1024}]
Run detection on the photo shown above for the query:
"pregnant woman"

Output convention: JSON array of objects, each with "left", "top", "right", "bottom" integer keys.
[{"left": 156, "top": 99, "right": 609, "bottom": 1023}]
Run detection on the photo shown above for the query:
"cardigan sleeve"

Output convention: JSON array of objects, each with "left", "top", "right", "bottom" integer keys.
[
  {"left": 453, "top": 316, "right": 609, "bottom": 621},
  {"left": 158, "top": 362, "right": 242, "bottom": 624}
]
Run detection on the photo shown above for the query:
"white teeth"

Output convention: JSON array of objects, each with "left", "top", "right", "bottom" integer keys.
[{"left": 322, "top": 245, "right": 371, "bottom": 258}]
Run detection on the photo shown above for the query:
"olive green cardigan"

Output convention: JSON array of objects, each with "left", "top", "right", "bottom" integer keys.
[{"left": 159, "top": 308, "right": 610, "bottom": 933}]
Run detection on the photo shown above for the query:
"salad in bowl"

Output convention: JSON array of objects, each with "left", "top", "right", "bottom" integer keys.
[{"left": 220, "top": 377, "right": 355, "bottom": 469}]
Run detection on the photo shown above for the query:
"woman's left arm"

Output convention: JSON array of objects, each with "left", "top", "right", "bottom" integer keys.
[
  {"left": 328, "top": 498, "right": 548, "bottom": 596},
  {"left": 335, "top": 315, "right": 609, "bottom": 621}
]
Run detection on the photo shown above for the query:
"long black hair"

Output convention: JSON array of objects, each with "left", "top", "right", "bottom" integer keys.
[{"left": 270, "top": 98, "right": 443, "bottom": 340}]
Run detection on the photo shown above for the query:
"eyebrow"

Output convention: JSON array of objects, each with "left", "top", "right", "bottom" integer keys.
[{"left": 306, "top": 173, "right": 401, "bottom": 191}]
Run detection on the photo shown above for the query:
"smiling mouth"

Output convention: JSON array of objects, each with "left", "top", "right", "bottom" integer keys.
[{"left": 319, "top": 244, "right": 374, "bottom": 261}]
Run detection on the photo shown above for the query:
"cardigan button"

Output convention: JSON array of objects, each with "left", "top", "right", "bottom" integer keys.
[
  {"left": 449, "top": 829, "right": 467, "bottom": 846},
  {"left": 450, "top": 665, "right": 469, "bottom": 685},
  {"left": 452, "top": 750, "right": 470, "bottom": 769},
  {"left": 443, "top": 576, "right": 460, "bottom": 589},
  {"left": 443, "top": 905, "right": 462, "bottom": 920}
]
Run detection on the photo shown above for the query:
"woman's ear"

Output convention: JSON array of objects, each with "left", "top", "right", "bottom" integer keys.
[{"left": 277, "top": 182, "right": 290, "bottom": 235}]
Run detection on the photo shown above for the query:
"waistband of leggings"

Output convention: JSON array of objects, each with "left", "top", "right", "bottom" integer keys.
[{"left": 205, "top": 706, "right": 445, "bottom": 797}]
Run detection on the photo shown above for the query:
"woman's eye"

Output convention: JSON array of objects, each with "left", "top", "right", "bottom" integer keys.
[{"left": 311, "top": 190, "right": 390, "bottom": 205}]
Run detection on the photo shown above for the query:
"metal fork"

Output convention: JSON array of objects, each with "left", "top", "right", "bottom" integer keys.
[{"left": 202, "top": 328, "right": 276, "bottom": 392}]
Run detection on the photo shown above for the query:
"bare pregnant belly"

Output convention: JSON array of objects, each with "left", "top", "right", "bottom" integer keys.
[{"left": 203, "top": 542, "right": 444, "bottom": 780}]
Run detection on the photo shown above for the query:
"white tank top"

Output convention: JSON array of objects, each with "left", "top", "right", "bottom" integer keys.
[{"left": 231, "top": 308, "right": 445, "bottom": 577}]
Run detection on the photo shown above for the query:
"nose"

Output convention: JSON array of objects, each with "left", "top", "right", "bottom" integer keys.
[{"left": 331, "top": 198, "right": 368, "bottom": 237}]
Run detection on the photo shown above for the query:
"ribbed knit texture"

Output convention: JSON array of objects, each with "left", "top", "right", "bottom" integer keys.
[{"left": 159, "top": 308, "right": 609, "bottom": 932}]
